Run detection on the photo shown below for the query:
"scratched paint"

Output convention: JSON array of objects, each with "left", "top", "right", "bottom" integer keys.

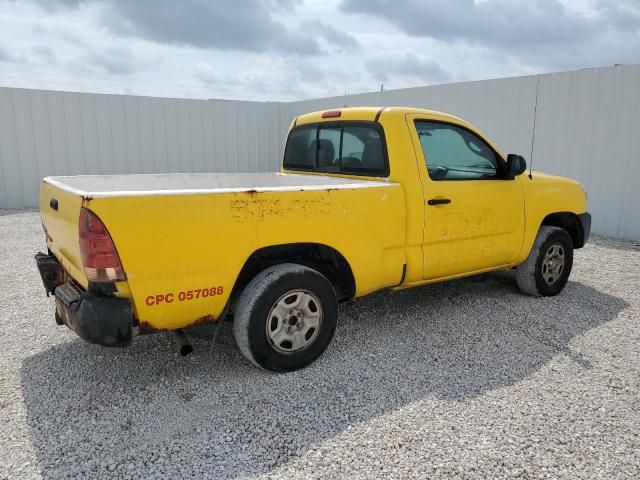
[{"left": 230, "top": 194, "right": 334, "bottom": 222}]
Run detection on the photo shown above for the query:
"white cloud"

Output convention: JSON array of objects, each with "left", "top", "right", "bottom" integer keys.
[
  {"left": 0, "top": 0, "right": 637, "bottom": 101},
  {"left": 365, "top": 51, "right": 450, "bottom": 84}
]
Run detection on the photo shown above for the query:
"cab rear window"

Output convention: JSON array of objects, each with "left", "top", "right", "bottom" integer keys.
[{"left": 283, "top": 122, "right": 388, "bottom": 177}]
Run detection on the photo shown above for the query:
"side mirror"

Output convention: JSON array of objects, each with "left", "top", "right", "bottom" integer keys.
[{"left": 506, "top": 154, "right": 527, "bottom": 176}]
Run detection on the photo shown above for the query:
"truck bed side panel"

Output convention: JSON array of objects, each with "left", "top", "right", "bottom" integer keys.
[
  {"left": 86, "top": 184, "right": 405, "bottom": 331},
  {"left": 251, "top": 186, "right": 406, "bottom": 295}
]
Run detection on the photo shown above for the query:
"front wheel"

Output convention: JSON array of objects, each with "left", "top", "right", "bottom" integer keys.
[
  {"left": 516, "top": 226, "right": 574, "bottom": 296},
  {"left": 233, "top": 263, "right": 338, "bottom": 372}
]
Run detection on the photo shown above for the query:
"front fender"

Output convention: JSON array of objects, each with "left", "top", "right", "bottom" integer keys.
[{"left": 518, "top": 172, "right": 588, "bottom": 262}]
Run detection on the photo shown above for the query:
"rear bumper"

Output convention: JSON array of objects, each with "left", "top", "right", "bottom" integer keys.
[
  {"left": 55, "top": 282, "right": 134, "bottom": 347},
  {"left": 36, "top": 253, "right": 134, "bottom": 347},
  {"left": 578, "top": 212, "right": 592, "bottom": 248}
]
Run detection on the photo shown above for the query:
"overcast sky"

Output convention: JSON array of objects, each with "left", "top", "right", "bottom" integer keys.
[{"left": 0, "top": 0, "right": 638, "bottom": 101}]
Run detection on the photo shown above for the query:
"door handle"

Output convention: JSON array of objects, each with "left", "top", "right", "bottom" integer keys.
[{"left": 427, "top": 198, "right": 451, "bottom": 206}]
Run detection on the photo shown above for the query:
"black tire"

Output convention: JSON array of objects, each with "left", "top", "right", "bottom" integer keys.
[
  {"left": 233, "top": 263, "right": 338, "bottom": 372},
  {"left": 516, "top": 226, "right": 574, "bottom": 296}
]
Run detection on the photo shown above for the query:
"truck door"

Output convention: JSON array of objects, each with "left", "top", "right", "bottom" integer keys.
[{"left": 406, "top": 115, "right": 525, "bottom": 280}]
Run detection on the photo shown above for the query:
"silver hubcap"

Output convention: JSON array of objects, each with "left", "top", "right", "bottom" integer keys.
[
  {"left": 542, "top": 242, "right": 566, "bottom": 285},
  {"left": 266, "top": 290, "right": 323, "bottom": 354}
]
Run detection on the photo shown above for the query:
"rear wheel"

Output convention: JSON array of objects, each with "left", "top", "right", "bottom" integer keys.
[
  {"left": 233, "top": 263, "right": 338, "bottom": 372},
  {"left": 516, "top": 226, "right": 574, "bottom": 296}
]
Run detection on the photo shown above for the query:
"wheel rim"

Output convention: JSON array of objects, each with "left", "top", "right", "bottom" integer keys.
[
  {"left": 265, "top": 289, "right": 323, "bottom": 354},
  {"left": 541, "top": 242, "right": 566, "bottom": 285}
]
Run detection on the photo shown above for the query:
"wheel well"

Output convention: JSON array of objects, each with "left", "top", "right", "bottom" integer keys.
[
  {"left": 541, "top": 212, "right": 585, "bottom": 248},
  {"left": 232, "top": 243, "right": 356, "bottom": 304}
]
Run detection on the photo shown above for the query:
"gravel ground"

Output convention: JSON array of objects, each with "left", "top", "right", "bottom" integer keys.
[{"left": 1, "top": 210, "right": 639, "bottom": 479}]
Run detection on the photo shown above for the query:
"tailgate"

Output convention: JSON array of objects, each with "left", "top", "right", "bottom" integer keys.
[{"left": 39, "top": 180, "right": 89, "bottom": 288}]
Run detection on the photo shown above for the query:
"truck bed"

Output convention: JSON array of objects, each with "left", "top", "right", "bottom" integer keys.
[
  {"left": 43, "top": 172, "right": 392, "bottom": 198},
  {"left": 39, "top": 171, "right": 405, "bottom": 330}
]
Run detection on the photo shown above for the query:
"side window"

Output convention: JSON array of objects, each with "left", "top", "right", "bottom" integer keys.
[{"left": 415, "top": 121, "right": 498, "bottom": 180}]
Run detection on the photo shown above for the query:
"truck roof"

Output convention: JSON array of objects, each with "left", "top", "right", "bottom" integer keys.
[
  {"left": 43, "top": 173, "right": 395, "bottom": 198},
  {"left": 294, "top": 106, "right": 468, "bottom": 126}
]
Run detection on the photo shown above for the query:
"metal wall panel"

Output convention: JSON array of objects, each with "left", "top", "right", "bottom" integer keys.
[
  {"left": 0, "top": 88, "right": 22, "bottom": 207},
  {"left": 0, "top": 90, "right": 282, "bottom": 208},
  {"left": 530, "top": 67, "right": 640, "bottom": 240},
  {"left": 0, "top": 65, "right": 638, "bottom": 239},
  {"left": 12, "top": 88, "right": 41, "bottom": 205}
]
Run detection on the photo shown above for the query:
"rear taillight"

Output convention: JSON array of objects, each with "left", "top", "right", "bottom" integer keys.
[{"left": 79, "top": 208, "right": 126, "bottom": 282}]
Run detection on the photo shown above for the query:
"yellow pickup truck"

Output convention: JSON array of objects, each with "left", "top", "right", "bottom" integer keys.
[{"left": 36, "top": 107, "right": 590, "bottom": 372}]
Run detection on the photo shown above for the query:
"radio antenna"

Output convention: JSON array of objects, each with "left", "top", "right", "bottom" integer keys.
[{"left": 528, "top": 75, "right": 540, "bottom": 179}]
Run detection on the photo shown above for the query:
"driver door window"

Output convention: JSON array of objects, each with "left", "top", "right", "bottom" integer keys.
[{"left": 416, "top": 121, "right": 498, "bottom": 180}]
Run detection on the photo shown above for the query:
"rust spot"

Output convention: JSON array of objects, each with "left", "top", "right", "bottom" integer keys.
[
  {"left": 81, "top": 196, "right": 93, "bottom": 207},
  {"left": 245, "top": 189, "right": 258, "bottom": 198},
  {"left": 137, "top": 314, "right": 218, "bottom": 335},
  {"left": 137, "top": 320, "right": 159, "bottom": 335},
  {"left": 188, "top": 314, "right": 216, "bottom": 327}
]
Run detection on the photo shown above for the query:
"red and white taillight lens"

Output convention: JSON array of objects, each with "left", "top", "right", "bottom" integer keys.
[{"left": 79, "top": 208, "right": 126, "bottom": 282}]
